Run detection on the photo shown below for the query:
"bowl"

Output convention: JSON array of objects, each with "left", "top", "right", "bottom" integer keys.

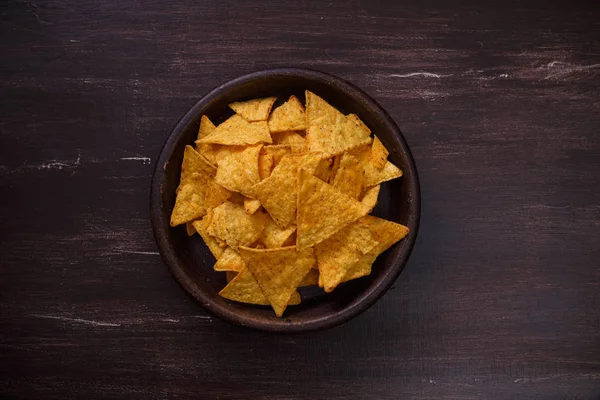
[{"left": 150, "top": 68, "right": 420, "bottom": 332}]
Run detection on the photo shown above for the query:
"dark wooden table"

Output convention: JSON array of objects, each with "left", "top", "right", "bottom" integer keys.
[{"left": 2, "top": 1, "right": 599, "bottom": 399}]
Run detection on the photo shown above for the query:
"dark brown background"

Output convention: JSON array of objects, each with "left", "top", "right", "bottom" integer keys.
[{"left": 1, "top": 1, "right": 599, "bottom": 399}]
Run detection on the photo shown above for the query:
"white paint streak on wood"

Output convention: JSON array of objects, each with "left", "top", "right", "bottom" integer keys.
[
  {"left": 0, "top": 151, "right": 82, "bottom": 175},
  {"left": 120, "top": 251, "right": 160, "bottom": 255},
  {"left": 542, "top": 61, "right": 600, "bottom": 80},
  {"left": 390, "top": 72, "right": 453, "bottom": 78},
  {"left": 32, "top": 314, "right": 121, "bottom": 327},
  {"left": 120, "top": 156, "right": 151, "bottom": 164}
]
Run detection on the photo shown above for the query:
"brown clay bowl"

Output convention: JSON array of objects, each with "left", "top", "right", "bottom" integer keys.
[{"left": 150, "top": 68, "right": 420, "bottom": 332}]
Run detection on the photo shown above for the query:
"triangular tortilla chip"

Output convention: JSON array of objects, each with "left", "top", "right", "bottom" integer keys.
[
  {"left": 371, "top": 136, "right": 389, "bottom": 169},
  {"left": 247, "top": 153, "right": 323, "bottom": 229},
  {"left": 192, "top": 212, "right": 225, "bottom": 260},
  {"left": 360, "top": 184, "right": 380, "bottom": 212},
  {"left": 208, "top": 201, "right": 267, "bottom": 249},
  {"left": 258, "top": 153, "right": 274, "bottom": 180},
  {"left": 364, "top": 159, "right": 403, "bottom": 187},
  {"left": 299, "top": 268, "right": 319, "bottom": 286},
  {"left": 268, "top": 95, "right": 306, "bottom": 133},
  {"left": 170, "top": 172, "right": 214, "bottom": 226},
  {"left": 261, "top": 216, "right": 296, "bottom": 249},
  {"left": 179, "top": 145, "right": 216, "bottom": 184},
  {"left": 244, "top": 197, "right": 261, "bottom": 214},
  {"left": 229, "top": 97, "right": 277, "bottom": 122},
  {"left": 213, "top": 247, "right": 245, "bottom": 272},
  {"left": 214, "top": 144, "right": 262, "bottom": 195},
  {"left": 296, "top": 169, "right": 371, "bottom": 250},
  {"left": 197, "top": 115, "right": 272, "bottom": 146},
  {"left": 315, "top": 220, "right": 378, "bottom": 292},
  {"left": 196, "top": 115, "right": 216, "bottom": 142},
  {"left": 330, "top": 152, "right": 364, "bottom": 199},
  {"left": 273, "top": 131, "right": 307, "bottom": 153},
  {"left": 342, "top": 216, "right": 409, "bottom": 282},
  {"left": 219, "top": 266, "right": 301, "bottom": 305},
  {"left": 305, "top": 91, "right": 372, "bottom": 155},
  {"left": 238, "top": 246, "right": 314, "bottom": 316}
]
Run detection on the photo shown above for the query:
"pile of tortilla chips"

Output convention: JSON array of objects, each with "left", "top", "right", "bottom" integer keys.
[{"left": 170, "top": 91, "right": 409, "bottom": 317}]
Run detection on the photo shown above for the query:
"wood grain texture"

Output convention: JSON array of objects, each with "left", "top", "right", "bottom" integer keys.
[{"left": 1, "top": 0, "right": 599, "bottom": 399}]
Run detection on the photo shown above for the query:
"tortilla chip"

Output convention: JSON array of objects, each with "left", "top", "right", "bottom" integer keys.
[
  {"left": 330, "top": 152, "right": 364, "bottom": 199},
  {"left": 192, "top": 212, "right": 225, "bottom": 260},
  {"left": 244, "top": 197, "right": 261, "bottom": 214},
  {"left": 258, "top": 153, "right": 274, "bottom": 180},
  {"left": 305, "top": 90, "right": 345, "bottom": 128},
  {"left": 185, "top": 221, "right": 196, "bottom": 236},
  {"left": 364, "top": 160, "right": 403, "bottom": 187},
  {"left": 214, "top": 247, "right": 245, "bottom": 272},
  {"left": 296, "top": 169, "right": 371, "bottom": 250},
  {"left": 229, "top": 97, "right": 277, "bottom": 122},
  {"left": 315, "top": 220, "right": 378, "bottom": 292},
  {"left": 208, "top": 201, "right": 267, "bottom": 249},
  {"left": 247, "top": 153, "right": 323, "bottom": 229},
  {"left": 260, "top": 145, "right": 291, "bottom": 169},
  {"left": 238, "top": 246, "right": 315, "bottom": 316},
  {"left": 299, "top": 268, "right": 319, "bottom": 287},
  {"left": 215, "top": 144, "right": 262, "bottom": 195},
  {"left": 197, "top": 115, "right": 272, "bottom": 146},
  {"left": 273, "top": 131, "right": 307, "bottom": 153},
  {"left": 261, "top": 216, "right": 296, "bottom": 249},
  {"left": 371, "top": 136, "right": 389, "bottom": 169},
  {"left": 268, "top": 95, "right": 306, "bottom": 133},
  {"left": 282, "top": 231, "right": 296, "bottom": 247},
  {"left": 196, "top": 115, "right": 216, "bottom": 142},
  {"left": 313, "top": 156, "right": 335, "bottom": 182},
  {"left": 179, "top": 145, "right": 216, "bottom": 184},
  {"left": 361, "top": 184, "right": 380, "bottom": 212},
  {"left": 342, "top": 216, "right": 409, "bottom": 282},
  {"left": 220, "top": 267, "right": 301, "bottom": 305},
  {"left": 305, "top": 91, "right": 372, "bottom": 156},
  {"left": 170, "top": 172, "right": 213, "bottom": 226}
]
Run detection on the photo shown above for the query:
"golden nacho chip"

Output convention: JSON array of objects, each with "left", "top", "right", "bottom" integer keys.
[
  {"left": 330, "top": 152, "right": 364, "bottom": 199},
  {"left": 258, "top": 153, "right": 274, "bottom": 180},
  {"left": 261, "top": 216, "right": 296, "bottom": 249},
  {"left": 208, "top": 201, "right": 267, "bottom": 249},
  {"left": 196, "top": 115, "right": 216, "bottom": 142},
  {"left": 296, "top": 169, "right": 371, "bottom": 250},
  {"left": 273, "top": 131, "right": 307, "bottom": 153},
  {"left": 247, "top": 153, "right": 323, "bottom": 229},
  {"left": 197, "top": 115, "right": 272, "bottom": 146},
  {"left": 185, "top": 221, "right": 196, "bottom": 236},
  {"left": 371, "top": 136, "right": 389, "bottom": 169},
  {"left": 214, "top": 144, "right": 262, "bottom": 195},
  {"left": 260, "top": 145, "right": 291, "bottom": 169},
  {"left": 229, "top": 97, "right": 277, "bottom": 122},
  {"left": 305, "top": 90, "right": 345, "bottom": 127},
  {"left": 238, "top": 246, "right": 315, "bottom": 316},
  {"left": 342, "top": 216, "right": 409, "bottom": 282},
  {"left": 244, "top": 197, "right": 261, "bottom": 214},
  {"left": 213, "top": 247, "right": 245, "bottom": 272},
  {"left": 360, "top": 184, "right": 380, "bottom": 212},
  {"left": 315, "top": 220, "right": 378, "bottom": 292},
  {"left": 170, "top": 172, "right": 214, "bottom": 226},
  {"left": 282, "top": 231, "right": 297, "bottom": 247},
  {"left": 268, "top": 95, "right": 306, "bottom": 133},
  {"left": 364, "top": 159, "right": 403, "bottom": 187},
  {"left": 299, "top": 268, "right": 319, "bottom": 287},
  {"left": 220, "top": 267, "right": 301, "bottom": 305},
  {"left": 192, "top": 212, "right": 225, "bottom": 260},
  {"left": 179, "top": 145, "right": 216, "bottom": 184},
  {"left": 313, "top": 156, "right": 334, "bottom": 182}
]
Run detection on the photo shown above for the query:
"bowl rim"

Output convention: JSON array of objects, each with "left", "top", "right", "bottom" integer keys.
[{"left": 150, "top": 68, "right": 421, "bottom": 333}]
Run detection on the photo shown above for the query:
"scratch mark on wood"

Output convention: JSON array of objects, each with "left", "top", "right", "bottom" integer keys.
[
  {"left": 0, "top": 151, "right": 81, "bottom": 175},
  {"left": 119, "top": 251, "right": 160, "bottom": 255},
  {"left": 31, "top": 314, "right": 121, "bottom": 327},
  {"left": 389, "top": 72, "right": 453, "bottom": 78},
  {"left": 540, "top": 61, "right": 600, "bottom": 80},
  {"left": 120, "top": 156, "right": 151, "bottom": 164}
]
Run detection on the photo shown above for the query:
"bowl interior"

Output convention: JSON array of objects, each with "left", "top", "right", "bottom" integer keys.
[{"left": 151, "top": 69, "right": 420, "bottom": 332}]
